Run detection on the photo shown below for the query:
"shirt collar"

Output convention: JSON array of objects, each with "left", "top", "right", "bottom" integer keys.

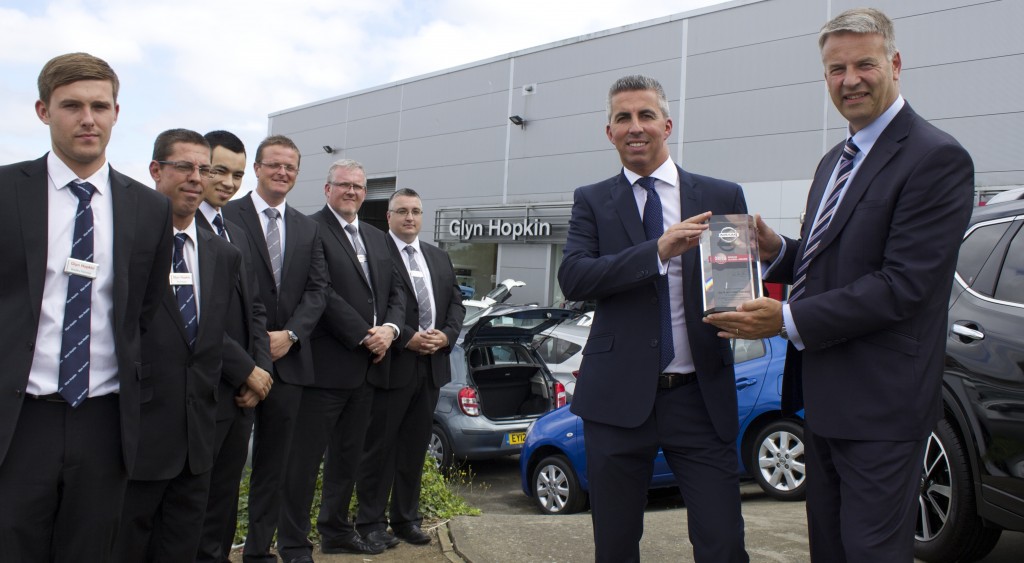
[
  {"left": 199, "top": 200, "right": 221, "bottom": 226},
  {"left": 250, "top": 190, "right": 286, "bottom": 216},
  {"left": 328, "top": 206, "right": 359, "bottom": 232},
  {"left": 174, "top": 217, "right": 199, "bottom": 245},
  {"left": 47, "top": 151, "right": 110, "bottom": 194},
  {"left": 389, "top": 230, "right": 420, "bottom": 252},
  {"left": 622, "top": 156, "right": 678, "bottom": 188},
  {"left": 849, "top": 95, "right": 905, "bottom": 156}
]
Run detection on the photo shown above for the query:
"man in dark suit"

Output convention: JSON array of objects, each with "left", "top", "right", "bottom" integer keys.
[
  {"left": 355, "top": 188, "right": 465, "bottom": 548},
  {"left": 707, "top": 8, "right": 974, "bottom": 561},
  {"left": 223, "top": 135, "right": 329, "bottom": 563},
  {"left": 558, "top": 75, "right": 748, "bottom": 563},
  {"left": 115, "top": 129, "right": 244, "bottom": 561},
  {"left": 194, "top": 130, "right": 274, "bottom": 563},
  {"left": 0, "top": 53, "right": 172, "bottom": 562},
  {"left": 277, "top": 159, "right": 406, "bottom": 561}
]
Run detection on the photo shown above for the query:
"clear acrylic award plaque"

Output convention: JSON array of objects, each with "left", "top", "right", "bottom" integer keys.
[{"left": 699, "top": 214, "right": 763, "bottom": 315}]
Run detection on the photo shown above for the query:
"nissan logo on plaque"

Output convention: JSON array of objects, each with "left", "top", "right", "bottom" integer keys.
[{"left": 699, "top": 214, "right": 763, "bottom": 314}]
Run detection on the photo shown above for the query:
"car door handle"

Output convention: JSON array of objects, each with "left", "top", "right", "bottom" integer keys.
[
  {"left": 951, "top": 323, "right": 984, "bottom": 342},
  {"left": 735, "top": 377, "right": 758, "bottom": 390}
]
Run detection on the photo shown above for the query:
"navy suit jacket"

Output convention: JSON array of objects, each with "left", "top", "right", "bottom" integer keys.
[
  {"left": 559, "top": 165, "right": 747, "bottom": 442},
  {"left": 0, "top": 155, "right": 173, "bottom": 473},
  {"left": 767, "top": 103, "right": 974, "bottom": 441}
]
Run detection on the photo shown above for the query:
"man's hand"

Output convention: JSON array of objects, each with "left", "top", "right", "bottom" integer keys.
[
  {"left": 658, "top": 211, "right": 711, "bottom": 262},
  {"left": 408, "top": 329, "right": 448, "bottom": 355},
  {"left": 235, "top": 387, "right": 260, "bottom": 408},
  {"left": 364, "top": 325, "right": 396, "bottom": 363},
  {"left": 268, "top": 330, "right": 293, "bottom": 361},
  {"left": 704, "top": 297, "right": 783, "bottom": 340},
  {"left": 245, "top": 366, "right": 273, "bottom": 400},
  {"left": 754, "top": 214, "right": 783, "bottom": 263}
]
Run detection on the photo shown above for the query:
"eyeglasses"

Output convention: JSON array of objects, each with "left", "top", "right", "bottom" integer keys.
[
  {"left": 328, "top": 181, "right": 366, "bottom": 192},
  {"left": 257, "top": 161, "right": 299, "bottom": 174},
  {"left": 389, "top": 208, "right": 423, "bottom": 217},
  {"left": 210, "top": 166, "right": 245, "bottom": 181},
  {"left": 157, "top": 160, "right": 213, "bottom": 178}
]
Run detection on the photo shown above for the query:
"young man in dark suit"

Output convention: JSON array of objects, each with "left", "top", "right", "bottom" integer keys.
[
  {"left": 0, "top": 52, "right": 172, "bottom": 562},
  {"left": 558, "top": 75, "right": 749, "bottom": 563},
  {"left": 194, "top": 130, "right": 274, "bottom": 563},
  {"left": 115, "top": 129, "right": 243, "bottom": 562},
  {"left": 223, "top": 135, "right": 329, "bottom": 563},
  {"left": 277, "top": 159, "right": 406, "bottom": 561},
  {"left": 354, "top": 188, "right": 465, "bottom": 548},
  {"left": 707, "top": 8, "right": 974, "bottom": 561}
]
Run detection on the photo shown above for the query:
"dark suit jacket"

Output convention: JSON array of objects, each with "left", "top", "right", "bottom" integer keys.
[
  {"left": 195, "top": 212, "right": 272, "bottom": 420},
  {"left": 559, "top": 165, "right": 747, "bottom": 442},
  {"left": 134, "top": 228, "right": 241, "bottom": 480},
  {"left": 766, "top": 103, "right": 974, "bottom": 441},
  {"left": 0, "top": 155, "right": 173, "bottom": 472},
  {"left": 223, "top": 193, "right": 328, "bottom": 385},
  {"left": 309, "top": 207, "right": 406, "bottom": 389},
  {"left": 380, "top": 236, "right": 465, "bottom": 389}
]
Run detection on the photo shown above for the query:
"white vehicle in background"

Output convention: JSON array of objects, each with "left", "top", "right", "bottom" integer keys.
[{"left": 462, "top": 279, "right": 526, "bottom": 327}]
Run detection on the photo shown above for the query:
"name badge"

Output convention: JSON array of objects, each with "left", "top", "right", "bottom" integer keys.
[
  {"left": 357, "top": 254, "right": 367, "bottom": 263},
  {"left": 169, "top": 272, "right": 193, "bottom": 286},
  {"left": 65, "top": 257, "right": 98, "bottom": 279},
  {"left": 410, "top": 270, "right": 425, "bottom": 278}
]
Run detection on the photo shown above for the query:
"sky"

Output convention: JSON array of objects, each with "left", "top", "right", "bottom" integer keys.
[{"left": 1, "top": 0, "right": 732, "bottom": 188}]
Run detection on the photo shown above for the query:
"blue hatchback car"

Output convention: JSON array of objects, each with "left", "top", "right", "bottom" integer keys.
[{"left": 520, "top": 336, "right": 806, "bottom": 514}]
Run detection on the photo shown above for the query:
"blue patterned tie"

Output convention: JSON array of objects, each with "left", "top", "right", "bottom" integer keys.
[
  {"left": 638, "top": 177, "right": 674, "bottom": 372},
  {"left": 790, "top": 140, "right": 860, "bottom": 301},
  {"left": 173, "top": 233, "right": 199, "bottom": 349},
  {"left": 212, "top": 212, "right": 228, "bottom": 240},
  {"left": 58, "top": 181, "right": 97, "bottom": 406}
]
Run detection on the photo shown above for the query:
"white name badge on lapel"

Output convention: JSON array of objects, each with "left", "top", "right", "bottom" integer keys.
[
  {"left": 65, "top": 257, "right": 99, "bottom": 279},
  {"left": 357, "top": 254, "right": 367, "bottom": 263},
  {"left": 410, "top": 270, "right": 425, "bottom": 278},
  {"left": 169, "top": 272, "right": 194, "bottom": 286}
]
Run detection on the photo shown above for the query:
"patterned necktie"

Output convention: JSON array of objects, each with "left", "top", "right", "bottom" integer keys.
[
  {"left": 264, "top": 208, "right": 282, "bottom": 289},
  {"left": 790, "top": 139, "right": 861, "bottom": 301},
  {"left": 58, "top": 181, "right": 96, "bottom": 406},
  {"left": 173, "top": 233, "right": 199, "bottom": 349},
  {"left": 345, "top": 223, "right": 373, "bottom": 285},
  {"left": 638, "top": 176, "right": 675, "bottom": 372},
  {"left": 404, "top": 246, "right": 433, "bottom": 331},
  {"left": 212, "top": 212, "right": 228, "bottom": 240}
]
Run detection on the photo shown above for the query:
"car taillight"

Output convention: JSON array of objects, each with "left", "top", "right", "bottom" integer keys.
[
  {"left": 571, "top": 370, "right": 579, "bottom": 379},
  {"left": 458, "top": 387, "right": 480, "bottom": 416},
  {"left": 554, "top": 381, "right": 566, "bottom": 408}
]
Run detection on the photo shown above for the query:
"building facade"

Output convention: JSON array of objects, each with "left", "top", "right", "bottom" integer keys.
[{"left": 269, "top": 0, "right": 1024, "bottom": 306}]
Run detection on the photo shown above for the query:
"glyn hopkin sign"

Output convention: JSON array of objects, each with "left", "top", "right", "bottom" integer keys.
[{"left": 448, "top": 217, "right": 552, "bottom": 241}]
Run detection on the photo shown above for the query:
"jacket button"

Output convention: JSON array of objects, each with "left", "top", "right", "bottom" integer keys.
[
  {"left": 650, "top": 339, "right": 658, "bottom": 347},
  {"left": 27, "top": 341, "right": 34, "bottom": 351},
  {"left": 367, "top": 298, "right": 373, "bottom": 304}
]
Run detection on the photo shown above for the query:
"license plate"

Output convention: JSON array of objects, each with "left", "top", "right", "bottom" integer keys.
[{"left": 505, "top": 432, "right": 526, "bottom": 446}]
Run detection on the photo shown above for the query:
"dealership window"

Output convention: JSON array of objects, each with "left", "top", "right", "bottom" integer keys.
[{"left": 443, "top": 242, "right": 497, "bottom": 300}]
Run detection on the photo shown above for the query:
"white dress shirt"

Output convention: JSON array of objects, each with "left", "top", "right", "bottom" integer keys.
[{"left": 389, "top": 231, "right": 437, "bottom": 330}]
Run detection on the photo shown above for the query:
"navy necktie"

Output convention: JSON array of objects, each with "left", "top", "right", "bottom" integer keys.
[
  {"left": 212, "top": 212, "right": 228, "bottom": 240},
  {"left": 638, "top": 176, "right": 675, "bottom": 372},
  {"left": 790, "top": 139, "right": 861, "bottom": 301},
  {"left": 58, "top": 181, "right": 97, "bottom": 406},
  {"left": 173, "top": 233, "right": 199, "bottom": 349}
]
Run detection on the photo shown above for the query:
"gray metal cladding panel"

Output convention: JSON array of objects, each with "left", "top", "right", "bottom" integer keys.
[
  {"left": 344, "top": 112, "right": 401, "bottom": 148},
  {"left": 397, "top": 162, "right": 507, "bottom": 204},
  {"left": 686, "top": 0, "right": 826, "bottom": 56},
  {"left": 937, "top": 113, "right": 1024, "bottom": 181},
  {"left": 683, "top": 83, "right": 824, "bottom": 142},
  {"left": 271, "top": 99, "right": 349, "bottom": 134},
  {"left": 830, "top": 0, "right": 994, "bottom": 21},
  {"left": 343, "top": 143, "right": 399, "bottom": 175},
  {"left": 507, "top": 151, "right": 627, "bottom": 199},
  {"left": 685, "top": 35, "right": 822, "bottom": 99},
  {"left": 681, "top": 130, "right": 825, "bottom": 183},
  {"left": 512, "top": 21, "right": 683, "bottom": 86},
  {"left": 900, "top": 55, "right": 1024, "bottom": 121},
  {"left": 347, "top": 86, "right": 402, "bottom": 121},
  {"left": 893, "top": 1, "right": 1023, "bottom": 66},
  {"left": 400, "top": 60, "right": 512, "bottom": 111},
  {"left": 282, "top": 180, "right": 327, "bottom": 215},
  {"left": 398, "top": 126, "right": 507, "bottom": 170},
  {"left": 285, "top": 128, "right": 350, "bottom": 160},
  {"left": 400, "top": 91, "right": 510, "bottom": 140},
  {"left": 508, "top": 111, "right": 621, "bottom": 160}
]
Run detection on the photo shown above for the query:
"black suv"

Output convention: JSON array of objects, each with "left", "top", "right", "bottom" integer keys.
[{"left": 915, "top": 199, "right": 1024, "bottom": 562}]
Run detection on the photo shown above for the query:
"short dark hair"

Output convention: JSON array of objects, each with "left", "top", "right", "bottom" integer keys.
[
  {"left": 255, "top": 135, "right": 300, "bottom": 166},
  {"left": 204, "top": 130, "right": 246, "bottom": 155},
  {"left": 38, "top": 52, "right": 120, "bottom": 105},
  {"left": 606, "top": 75, "right": 670, "bottom": 122},
  {"left": 152, "top": 129, "right": 210, "bottom": 162},
  {"left": 389, "top": 188, "right": 421, "bottom": 207}
]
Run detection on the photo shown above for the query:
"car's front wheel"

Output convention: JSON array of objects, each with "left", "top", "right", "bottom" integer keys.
[
  {"left": 914, "top": 418, "right": 1001, "bottom": 562},
  {"left": 751, "top": 419, "right": 806, "bottom": 501},
  {"left": 428, "top": 424, "right": 454, "bottom": 471},
  {"left": 531, "top": 454, "right": 587, "bottom": 515}
]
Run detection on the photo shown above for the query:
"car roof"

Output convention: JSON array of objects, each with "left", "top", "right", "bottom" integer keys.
[{"left": 971, "top": 199, "right": 1024, "bottom": 225}]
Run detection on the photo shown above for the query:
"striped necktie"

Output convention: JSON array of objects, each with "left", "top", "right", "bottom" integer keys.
[
  {"left": 58, "top": 181, "right": 97, "bottom": 406},
  {"left": 404, "top": 245, "right": 433, "bottom": 331}
]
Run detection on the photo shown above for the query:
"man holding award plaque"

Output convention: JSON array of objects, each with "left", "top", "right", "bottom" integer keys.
[
  {"left": 705, "top": 8, "right": 974, "bottom": 561},
  {"left": 559, "top": 75, "right": 749, "bottom": 563}
]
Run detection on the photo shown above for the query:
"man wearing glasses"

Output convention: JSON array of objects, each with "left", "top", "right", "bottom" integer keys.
[
  {"left": 223, "top": 135, "right": 329, "bottom": 563},
  {"left": 116, "top": 129, "right": 243, "bottom": 561},
  {"left": 277, "top": 159, "right": 406, "bottom": 560}
]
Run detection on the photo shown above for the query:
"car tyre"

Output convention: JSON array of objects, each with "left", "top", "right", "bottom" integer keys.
[
  {"left": 429, "top": 424, "right": 454, "bottom": 472},
  {"left": 751, "top": 419, "right": 806, "bottom": 501},
  {"left": 532, "top": 454, "right": 587, "bottom": 515},
  {"left": 914, "top": 418, "right": 1001, "bottom": 562}
]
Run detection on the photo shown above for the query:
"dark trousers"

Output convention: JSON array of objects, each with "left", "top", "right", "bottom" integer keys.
[
  {"left": 804, "top": 428, "right": 927, "bottom": 562},
  {"left": 115, "top": 466, "right": 213, "bottom": 562},
  {"left": 277, "top": 383, "right": 373, "bottom": 561},
  {"left": 242, "top": 378, "right": 303, "bottom": 562},
  {"left": 196, "top": 406, "right": 254, "bottom": 563},
  {"left": 356, "top": 360, "right": 439, "bottom": 534},
  {"left": 583, "top": 382, "right": 748, "bottom": 563},
  {"left": 0, "top": 395, "right": 125, "bottom": 563}
]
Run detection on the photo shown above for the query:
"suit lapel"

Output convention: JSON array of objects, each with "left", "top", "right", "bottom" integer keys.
[
  {"left": 321, "top": 207, "right": 371, "bottom": 291},
  {"left": 238, "top": 194, "right": 274, "bottom": 276},
  {"left": 110, "top": 166, "right": 138, "bottom": 336},
  {"left": 677, "top": 166, "right": 701, "bottom": 293},
  {"left": 196, "top": 228, "right": 219, "bottom": 344},
  {"left": 281, "top": 206, "right": 300, "bottom": 283},
  {"left": 387, "top": 236, "right": 415, "bottom": 295},
  {"left": 611, "top": 172, "right": 645, "bottom": 246},
  {"left": 421, "top": 243, "right": 448, "bottom": 312},
  {"left": 16, "top": 157, "right": 49, "bottom": 324}
]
